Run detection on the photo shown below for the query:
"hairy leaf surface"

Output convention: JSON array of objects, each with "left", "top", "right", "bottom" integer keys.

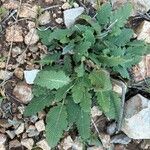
[
  {"left": 34, "top": 70, "right": 70, "bottom": 90},
  {"left": 46, "top": 105, "right": 68, "bottom": 147}
]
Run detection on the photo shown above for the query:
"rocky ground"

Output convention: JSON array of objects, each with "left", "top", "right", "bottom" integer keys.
[{"left": 0, "top": 0, "right": 150, "bottom": 150}]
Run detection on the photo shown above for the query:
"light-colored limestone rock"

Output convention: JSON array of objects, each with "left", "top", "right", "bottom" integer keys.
[
  {"left": 64, "top": 7, "right": 84, "bottom": 28},
  {"left": 121, "top": 94, "right": 150, "bottom": 139},
  {"left": 24, "top": 28, "right": 39, "bottom": 45}
]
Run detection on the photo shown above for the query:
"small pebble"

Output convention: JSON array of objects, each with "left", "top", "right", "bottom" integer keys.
[
  {"left": 0, "top": 62, "right": 5, "bottom": 69},
  {"left": 12, "top": 46, "right": 22, "bottom": 57},
  {"left": 30, "top": 115, "right": 38, "bottom": 123},
  {"left": 35, "top": 120, "right": 45, "bottom": 132},
  {"left": 106, "top": 122, "right": 117, "bottom": 135},
  {"left": 26, "top": 125, "right": 39, "bottom": 137},
  {"left": 37, "top": 139, "right": 51, "bottom": 150},
  {"left": 6, "top": 130, "right": 15, "bottom": 139},
  {"left": 9, "top": 139, "right": 21, "bottom": 149},
  {"left": 14, "top": 68, "right": 24, "bottom": 80},
  {"left": 38, "top": 11, "right": 51, "bottom": 25},
  {"left": 73, "top": 2, "right": 79, "bottom": 8},
  {"left": 111, "top": 134, "right": 131, "bottom": 145},
  {"left": 91, "top": 106, "right": 102, "bottom": 118},
  {"left": 13, "top": 82, "right": 32, "bottom": 104},
  {"left": 55, "top": 18, "right": 63, "bottom": 24},
  {"left": 28, "top": 21, "right": 36, "bottom": 30},
  {"left": 14, "top": 123, "right": 25, "bottom": 135},
  {"left": 24, "top": 28, "right": 39, "bottom": 45},
  {"left": 5, "top": 25, "right": 23, "bottom": 42},
  {"left": 62, "top": 2, "right": 71, "bottom": 10},
  {"left": 0, "top": 133, "right": 7, "bottom": 145},
  {"left": 21, "top": 138, "right": 34, "bottom": 150},
  {"left": 38, "top": 111, "right": 46, "bottom": 120}
]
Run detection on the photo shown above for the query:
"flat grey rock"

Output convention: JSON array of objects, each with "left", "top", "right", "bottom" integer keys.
[
  {"left": 111, "top": 134, "right": 131, "bottom": 144},
  {"left": 121, "top": 94, "right": 150, "bottom": 139},
  {"left": 64, "top": 7, "right": 84, "bottom": 28}
]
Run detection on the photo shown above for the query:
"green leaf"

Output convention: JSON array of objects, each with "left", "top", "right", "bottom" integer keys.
[
  {"left": 80, "top": 88, "right": 91, "bottom": 112},
  {"left": 37, "top": 29, "right": 52, "bottom": 45},
  {"left": 32, "top": 85, "right": 49, "bottom": 97},
  {"left": 79, "top": 15, "right": 101, "bottom": 33},
  {"left": 63, "top": 55, "right": 72, "bottom": 74},
  {"left": 76, "top": 109, "right": 91, "bottom": 140},
  {"left": 83, "top": 29, "right": 95, "bottom": 45},
  {"left": 96, "top": 3, "right": 112, "bottom": 25},
  {"left": 66, "top": 98, "right": 80, "bottom": 124},
  {"left": 75, "top": 62, "right": 84, "bottom": 77},
  {"left": 62, "top": 43, "right": 74, "bottom": 55},
  {"left": 24, "top": 93, "right": 54, "bottom": 116},
  {"left": 111, "top": 3, "right": 132, "bottom": 27},
  {"left": 74, "top": 41, "right": 91, "bottom": 62},
  {"left": 55, "top": 83, "right": 73, "bottom": 102},
  {"left": 72, "top": 82, "right": 85, "bottom": 103},
  {"left": 89, "top": 69, "right": 112, "bottom": 91},
  {"left": 46, "top": 105, "right": 68, "bottom": 147},
  {"left": 34, "top": 70, "right": 71, "bottom": 90},
  {"left": 98, "top": 55, "right": 127, "bottom": 67},
  {"left": 125, "top": 45, "right": 147, "bottom": 56},
  {"left": 113, "top": 66, "right": 130, "bottom": 79},
  {"left": 108, "top": 28, "right": 133, "bottom": 46},
  {"left": 96, "top": 91, "right": 121, "bottom": 119},
  {"left": 40, "top": 52, "right": 61, "bottom": 65},
  {"left": 49, "top": 29, "right": 72, "bottom": 43},
  {"left": 72, "top": 78, "right": 91, "bottom": 112}
]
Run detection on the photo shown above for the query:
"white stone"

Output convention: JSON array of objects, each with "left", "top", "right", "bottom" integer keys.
[
  {"left": 112, "top": 80, "right": 126, "bottom": 96},
  {"left": 15, "top": 123, "right": 25, "bottom": 135},
  {"left": 91, "top": 106, "right": 102, "bottom": 118},
  {"left": 26, "top": 125, "right": 39, "bottom": 137},
  {"left": 73, "top": 2, "right": 79, "bottom": 8},
  {"left": 0, "top": 144, "right": 6, "bottom": 150},
  {"left": 21, "top": 138, "right": 34, "bottom": 150},
  {"left": 24, "top": 69, "right": 39, "bottom": 84},
  {"left": 62, "top": 136, "right": 73, "bottom": 150},
  {"left": 132, "top": 0, "right": 150, "bottom": 13},
  {"left": 38, "top": 11, "right": 51, "bottom": 25},
  {"left": 110, "top": 134, "right": 131, "bottom": 144},
  {"left": 16, "top": 53, "right": 26, "bottom": 64},
  {"left": 24, "top": 28, "right": 39, "bottom": 45},
  {"left": 100, "top": 133, "right": 111, "bottom": 149},
  {"left": 121, "top": 94, "right": 150, "bottom": 139},
  {"left": 35, "top": 120, "right": 45, "bottom": 132},
  {"left": 0, "top": 134, "right": 7, "bottom": 145},
  {"left": 37, "top": 139, "right": 51, "bottom": 150},
  {"left": 137, "top": 21, "right": 150, "bottom": 43},
  {"left": 12, "top": 46, "right": 22, "bottom": 57},
  {"left": 55, "top": 18, "right": 63, "bottom": 24},
  {"left": 28, "top": 21, "right": 36, "bottom": 30},
  {"left": 64, "top": 7, "right": 84, "bottom": 28},
  {"left": 9, "top": 139, "right": 21, "bottom": 149},
  {"left": 72, "top": 137, "right": 83, "bottom": 150},
  {"left": 0, "top": 70, "right": 13, "bottom": 80},
  {"left": 30, "top": 115, "right": 38, "bottom": 123},
  {"left": 62, "top": 2, "right": 71, "bottom": 10},
  {"left": 6, "top": 130, "right": 15, "bottom": 139}
]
